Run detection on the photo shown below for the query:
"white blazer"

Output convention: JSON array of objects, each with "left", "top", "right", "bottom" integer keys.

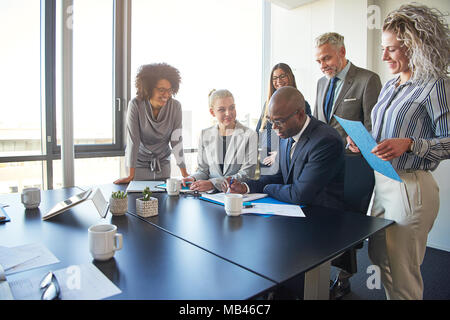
[{"left": 191, "top": 121, "right": 258, "bottom": 191}]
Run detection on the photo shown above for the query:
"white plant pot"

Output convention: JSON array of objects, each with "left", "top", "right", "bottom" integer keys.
[
  {"left": 109, "top": 197, "right": 128, "bottom": 216},
  {"left": 136, "top": 197, "right": 158, "bottom": 217}
]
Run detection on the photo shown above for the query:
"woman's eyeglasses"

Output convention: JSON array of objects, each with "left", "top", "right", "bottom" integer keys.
[
  {"left": 40, "top": 271, "right": 60, "bottom": 300},
  {"left": 155, "top": 87, "right": 174, "bottom": 95},
  {"left": 272, "top": 73, "right": 288, "bottom": 82}
]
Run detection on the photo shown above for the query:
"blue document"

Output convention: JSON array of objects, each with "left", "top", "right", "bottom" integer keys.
[{"left": 334, "top": 116, "right": 402, "bottom": 183}]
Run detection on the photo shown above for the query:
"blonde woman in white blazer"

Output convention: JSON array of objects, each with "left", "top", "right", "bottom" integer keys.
[{"left": 182, "top": 89, "right": 258, "bottom": 192}]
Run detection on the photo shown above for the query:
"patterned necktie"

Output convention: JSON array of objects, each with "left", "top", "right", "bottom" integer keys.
[
  {"left": 324, "top": 77, "right": 338, "bottom": 122},
  {"left": 286, "top": 137, "right": 295, "bottom": 168},
  {"left": 266, "top": 121, "right": 272, "bottom": 153}
]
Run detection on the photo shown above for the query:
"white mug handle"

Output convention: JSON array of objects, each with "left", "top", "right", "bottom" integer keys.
[{"left": 114, "top": 233, "right": 123, "bottom": 251}]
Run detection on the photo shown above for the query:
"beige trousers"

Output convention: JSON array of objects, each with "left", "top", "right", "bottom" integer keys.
[{"left": 368, "top": 171, "right": 439, "bottom": 300}]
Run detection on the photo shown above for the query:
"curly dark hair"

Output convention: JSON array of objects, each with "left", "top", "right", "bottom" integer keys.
[{"left": 135, "top": 63, "right": 181, "bottom": 101}]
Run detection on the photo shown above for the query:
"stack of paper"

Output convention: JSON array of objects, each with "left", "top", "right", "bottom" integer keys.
[
  {"left": 9, "top": 263, "right": 121, "bottom": 300},
  {"left": 200, "top": 192, "right": 268, "bottom": 205},
  {"left": 0, "top": 243, "right": 60, "bottom": 300},
  {"left": 0, "top": 243, "right": 60, "bottom": 276},
  {"left": 242, "top": 203, "right": 305, "bottom": 217}
]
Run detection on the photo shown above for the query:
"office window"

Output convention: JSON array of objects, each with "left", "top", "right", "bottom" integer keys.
[
  {"left": 0, "top": 161, "right": 44, "bottom": 194},
  {"left": 0, "top": 0, "right": 41, "bottom": 157},
  {"left": 55, "top": 0, "right": 115, "bottom": 147},
  {"left": 53, "top": 157, "right": 125, "bottom": 188},
  {"left": 131, "top": 0, "right": 263, "bottom": 152}
]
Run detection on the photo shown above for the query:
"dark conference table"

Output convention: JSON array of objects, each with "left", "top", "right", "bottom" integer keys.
[
  {"left": 0, "top": 187, "right": 276, "bottom": 300},
  {"left": 98, "top": 183, "right": 394, "bottom": 299}
]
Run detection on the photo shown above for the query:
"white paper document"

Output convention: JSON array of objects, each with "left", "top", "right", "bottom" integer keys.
[
  {"left": 2, "top": 243, "right": 60, "bottom": 275},
  {"left": 9, "top": 263, "right": 121, "bottom": 300},
  {"left": 201, "top": 192, "right": 268, "bottom": 204},
  {"left": 242, "top": 203, "right": 305, "bottom": 217},
  {"left": 0, "top": 265, "right": 13, "bottom": 300},
  {"left": 0, "top": 246, "right": 40, "bottom": 271},
  {"left": 126, "top": 180, "right": 165, "bottom": 193}
]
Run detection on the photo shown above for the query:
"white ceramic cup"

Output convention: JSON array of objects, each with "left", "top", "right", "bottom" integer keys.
[
  {"left": 88, "top": 224, "right": 123, "bottom": 261},
  {"left": 224, "top": 193, "right": 243, "bottom": 216},
  {"left": 21, "top": 187, "right": 41, "bottom": 209},
  {"left": 166, "top": 178, "right": 181, "bottom": 196}
]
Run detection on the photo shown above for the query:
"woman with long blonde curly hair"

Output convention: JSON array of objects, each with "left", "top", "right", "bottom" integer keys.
[{"left": 347, "top": 3, "right": 449, "bottom": 300}]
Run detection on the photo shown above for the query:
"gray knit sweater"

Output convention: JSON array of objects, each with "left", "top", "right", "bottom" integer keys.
[{"left": 125, "top": 97, "right": 186, "bottom": 170}]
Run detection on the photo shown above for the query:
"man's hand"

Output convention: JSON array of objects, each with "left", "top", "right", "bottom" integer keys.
[
  {"left": 346, "top": 136, "right": 360, "bottom": 153},
  {"left": 221, "top": 177, "right": 247, "bottom": 194}
]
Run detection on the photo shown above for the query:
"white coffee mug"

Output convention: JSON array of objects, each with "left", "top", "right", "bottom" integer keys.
[
  {"left": 88, "top": 224, "right": 123, "bottom": 261},
  {"left": 166, "top": 178, "right": 181, "bottom": 196},
  {"left": 21, "top": 187, "right": 41, "bottom": 209},
  {"left": 224, "top": 194, "right": 243, "bottom": 216}
]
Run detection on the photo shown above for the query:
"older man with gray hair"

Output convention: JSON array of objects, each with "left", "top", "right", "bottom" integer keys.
[
  {"left": 314, "top": 32, "right": 381, "bottom": 140},
  {"left": 313, "top": 32, "right": 382, "bottom": 299}
]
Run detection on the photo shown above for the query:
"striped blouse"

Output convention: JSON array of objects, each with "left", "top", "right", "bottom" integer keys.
[{"left": 371, "top": 77, "right": 450, "bottom": 171}]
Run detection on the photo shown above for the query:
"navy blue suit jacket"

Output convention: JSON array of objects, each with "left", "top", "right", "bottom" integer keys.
[{"left": 248, "top": 117, "right": 345, "bottom": 210}]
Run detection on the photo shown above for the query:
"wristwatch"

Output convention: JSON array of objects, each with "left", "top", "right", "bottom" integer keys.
[{"left": 408, "top": 138, "right": 414, "bottom": 153}]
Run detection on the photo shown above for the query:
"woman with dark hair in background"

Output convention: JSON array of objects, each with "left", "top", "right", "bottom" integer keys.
[
  {"left": 114, "top": 63, "right": 189, "bottom": 184},
  {"left": 256, "top": 63, "right": 311, "bottom": 174}
]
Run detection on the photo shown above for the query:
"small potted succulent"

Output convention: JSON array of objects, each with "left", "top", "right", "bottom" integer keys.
[
  {"left": 136, "top": 187, "right": 158, "bottom": 217},
  {"left": 109, "top": 190, "right": 128, "bottom": 216}
]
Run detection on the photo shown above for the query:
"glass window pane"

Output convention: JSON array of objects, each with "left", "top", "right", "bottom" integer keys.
[
  {"left": 56, "top": 0, "right": 115, "bottom": 146},
  {"left": 0, "top": 161, "right": 43, "bottom": 194},
  {"left": 131, "top": 0, "right": 263, "bottom": 150},
  {"left": 53, "top": 157, "right": 124, "bottom": 188},
  {"left": 0, "top": 0, "right": 41, "bottom": 157}
]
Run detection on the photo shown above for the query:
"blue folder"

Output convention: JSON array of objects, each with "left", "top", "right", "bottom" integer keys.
[
  {"left": 199, "top": 195, "right": 302, "bottom": 218},
  {"left": 334, "top": 115, "right": 402, "bottom": 182}
]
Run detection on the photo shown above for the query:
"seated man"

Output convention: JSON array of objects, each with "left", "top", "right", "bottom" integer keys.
[{"left": 225, "top": 86, "right": 345, "bottom": 211}]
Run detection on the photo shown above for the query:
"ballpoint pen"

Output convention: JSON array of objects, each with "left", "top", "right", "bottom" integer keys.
[
  {"left": 243, "top": 202, "right": 254, "bottom": 208},
  {"left": 226, "top": 178, "right": 234, "bottom": 194}
]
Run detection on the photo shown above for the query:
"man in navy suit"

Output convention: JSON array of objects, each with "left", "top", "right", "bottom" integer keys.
[{"left": 225, "top": 86, "right": 345, "bottom": 211}]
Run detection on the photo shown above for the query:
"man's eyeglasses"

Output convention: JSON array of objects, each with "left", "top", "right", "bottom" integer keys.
[
  {"left": 155, "top": 87, "right": 174, "bottom": 95},
  {"left": 40, "top": 271, "right": 60, "bottom": 300},
  {"left": 272, "top": 73, "right": 288, "bottom": 82},
  {"left": 266, "top": 110, "right": 299, "bottom": 127}
]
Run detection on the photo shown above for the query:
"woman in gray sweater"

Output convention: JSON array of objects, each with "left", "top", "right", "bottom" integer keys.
[{"left": 114, "top": 63, "right": 189, "bottom": 183}]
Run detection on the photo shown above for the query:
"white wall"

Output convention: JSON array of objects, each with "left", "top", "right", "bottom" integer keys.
[
  {"left": 271, "top": 0, "right": 450, "bottom": 251},
  {"left": 271, "top": 0, "right": 369, "bottom": 110}
]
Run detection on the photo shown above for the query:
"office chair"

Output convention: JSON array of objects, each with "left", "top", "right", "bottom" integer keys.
[{"left": 332, "top": 153, "right": 375, "bottom": 274}]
